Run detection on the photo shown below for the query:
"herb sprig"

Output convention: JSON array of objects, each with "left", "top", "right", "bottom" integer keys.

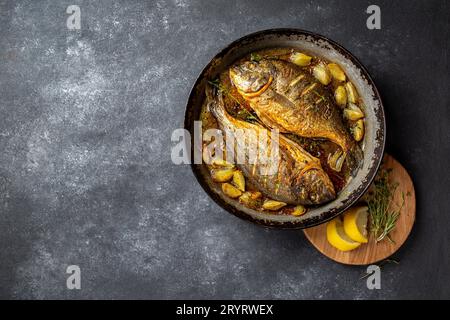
[
  {"left": 367, "top": 168, "right": 404, "bottom": 243},
  {"left": 236, "top": 109, "right": 258, "bottom": 122},
  {"left": 250, "top": 53, "right": 262, "bottom": 62},
  {"left": 312, "top": 90, "right": 327, "bottom": 103},
  {"left": 208, "top": 79, "right": 241, "bottom": 105},
  {"left": 208, "top": 78, "right": 259, "bottom": 123}
]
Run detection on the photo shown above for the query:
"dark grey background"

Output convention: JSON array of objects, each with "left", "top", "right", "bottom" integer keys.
[{"left": 0, "top": 0, "right": 449, "bottom": 299}]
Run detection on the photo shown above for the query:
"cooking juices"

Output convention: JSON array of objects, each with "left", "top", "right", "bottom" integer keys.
[{"left": 201, "top": 48, "right": 365, "bottom": 215}]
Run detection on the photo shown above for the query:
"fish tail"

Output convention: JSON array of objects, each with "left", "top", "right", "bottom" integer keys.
[
  {"left": 346, "top": 143, "right": 364, "bottom": 176},
  {"left": 206, "top": 85, "right": 227, "bottom": 123}
]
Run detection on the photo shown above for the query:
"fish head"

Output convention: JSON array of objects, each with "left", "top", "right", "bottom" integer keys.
[
  {"left": 293, "top": 168, "right": 336, "bottom": 204},
  {"left": 229, "top": 60, "right": 272, "bottom": 95}
]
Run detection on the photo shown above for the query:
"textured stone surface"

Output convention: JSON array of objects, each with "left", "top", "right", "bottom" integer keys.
[{"left": 0, "top": 0, "right": 449, "bottom": 299}]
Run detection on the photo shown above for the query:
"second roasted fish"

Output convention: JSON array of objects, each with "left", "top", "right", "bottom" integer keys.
[{"left": 206, "top": 86, "right": 335, "bottom": 205}]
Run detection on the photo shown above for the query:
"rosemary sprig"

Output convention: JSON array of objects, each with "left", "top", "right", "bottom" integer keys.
[
  {"left": 367, "top": 168, "right": 404, "bottom": 243},
  {"left": 236, "top": 108, "right": 258, "bottom": 122},
  {"left": 208, "top": 79, "right": 241, "bottom": 105},
  {"left": 208, "top": 78, "right": 260, "bottom": 123}
]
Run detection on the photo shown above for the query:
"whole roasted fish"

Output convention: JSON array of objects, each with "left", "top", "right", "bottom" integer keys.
[
  {"left": 229, "top": 59, "right": 363, "bottom": 173},
  {"left": 206, "top": 86, "right": 335, "bottom": 205}
]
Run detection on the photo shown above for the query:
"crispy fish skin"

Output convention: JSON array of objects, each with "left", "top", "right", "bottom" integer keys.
[
  {"left": 206, "top": 86, "right": 335, "bottom": 205},
  {"left": 229, "top": 59, "right": 363, "bottom": 173}
]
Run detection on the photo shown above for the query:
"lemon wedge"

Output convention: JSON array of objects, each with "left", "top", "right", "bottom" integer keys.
[
  {"left": 343, "top": 206, "right": 369, "bottom": 243},
  {"left": 326, "top": 217, "right": 361, "bottom": 251}
]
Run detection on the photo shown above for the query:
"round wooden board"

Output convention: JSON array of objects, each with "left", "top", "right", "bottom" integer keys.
[{"left": 303, "top": 154, "right": 416, "bottom": 265}]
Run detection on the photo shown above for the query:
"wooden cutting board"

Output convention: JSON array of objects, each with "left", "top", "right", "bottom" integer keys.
[{"left": 303, "top": 154, "right": 415, "bottom": 265}]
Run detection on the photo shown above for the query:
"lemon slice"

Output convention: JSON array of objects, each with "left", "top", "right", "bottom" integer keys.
[
  {"left": 343, "top": 206, "right": 369, "bottom": 243},
  {"left": 326, "top": 218, "right": 361, "bottom": 251}
]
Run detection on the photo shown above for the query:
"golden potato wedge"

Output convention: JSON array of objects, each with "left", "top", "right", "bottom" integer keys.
[
  {"left": 313, "top": 64, "right": 331, "bottom": 85},
  {"left": 211, "top": 158, "right": 235, "bottom": 168},
  {"left": 352, "top": 119, "right": 365, "bottom": 142},
  {"left": 345, "top": 81, "right": 358, "bottom": 103},
  {"left": 328, "top": 63, "right": 346, "bottom": 82},
  {"left": 334, "top": 85, "right": 347, "bottom": 106},
  {"left": 292, "top": 205, "right": 306, "bottom": 216},
  {"left": 222, "top": 183, "right": 242, "bottom": 198},
  {"left": 262, "top": 199, "right": 287, "bottom": 211},
  {"left": 343, "top": 103, "right": 364, "bottom": 121},
  {"left": 211, "top": 168, "right": 235, "bottom": 182},
  {"left": 290, "top": 52, "right": 312, "bottom": 66},
  {"left": 232, "top": 170, "right": 245, "bottom": 192}
]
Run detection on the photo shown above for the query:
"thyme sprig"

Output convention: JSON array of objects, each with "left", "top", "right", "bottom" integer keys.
[{"left": 367, "top": 168, "right": 404, "bottom": 243}]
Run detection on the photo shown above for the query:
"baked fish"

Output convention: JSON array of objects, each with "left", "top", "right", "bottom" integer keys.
[
  {"left": 229, "top": 59, "right": 363, "bottom": 173},
  {"left": 206, "top": 86, "right": 335, "bottom": 205}
]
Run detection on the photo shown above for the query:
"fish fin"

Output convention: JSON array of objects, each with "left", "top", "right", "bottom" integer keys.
[
  {"left": 206, "top": 84, "right": 226, "bottom": 123},
  {"left": 327, "top": 149, "right": 345, "bottom": 172},
  {"left": 327, "top": 144, "right": 363, "bottom": 175},
  {"left": 346, "top": 143, "right": 364, "bottom": 176},
  {"left": 254, "top": 110, "right": 289, "bottom": 133},
  {"left": 205, "top": 83, "right": 215, "bottom": 102}
]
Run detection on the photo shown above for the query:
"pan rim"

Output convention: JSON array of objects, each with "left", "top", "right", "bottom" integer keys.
[{"left": 184, "top": 28, "right": 386, "bottom": 229}]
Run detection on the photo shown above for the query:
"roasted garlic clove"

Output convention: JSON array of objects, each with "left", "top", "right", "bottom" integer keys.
[
  {"left": 292, "top": 205, "right": 306, "bottom": 216},
  {"left": 262, "top": 199, "right": 287, "bottom": 210},
  {"left": 327, "top": 63, "right": 346, "bottom": 82},
  {"left": 232, "top": 170, "right": 245, "bottom": 192},
  {"left": 211, "top": 168, "right": 235, "bottom": 182},
  {"left": 334, "top": 85, "right": 347, "bottom": 106},
  {"left": 352, "top": 119, "right": 365, "bottom": 142},
  {"left": 222, "top": 183, "right": 242, "bottom": 198},
  {"left": 343, "top": 103, "right": 364, "bottom": 120},
  {"left": 290, "top": 52, "right": 312, "bottom": 66},
  {"left": 345, "top": 82, "right": 358, "bottom": 103},
  {"left": 313, "top": 63, "right": 331, "bottom": 85}
]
